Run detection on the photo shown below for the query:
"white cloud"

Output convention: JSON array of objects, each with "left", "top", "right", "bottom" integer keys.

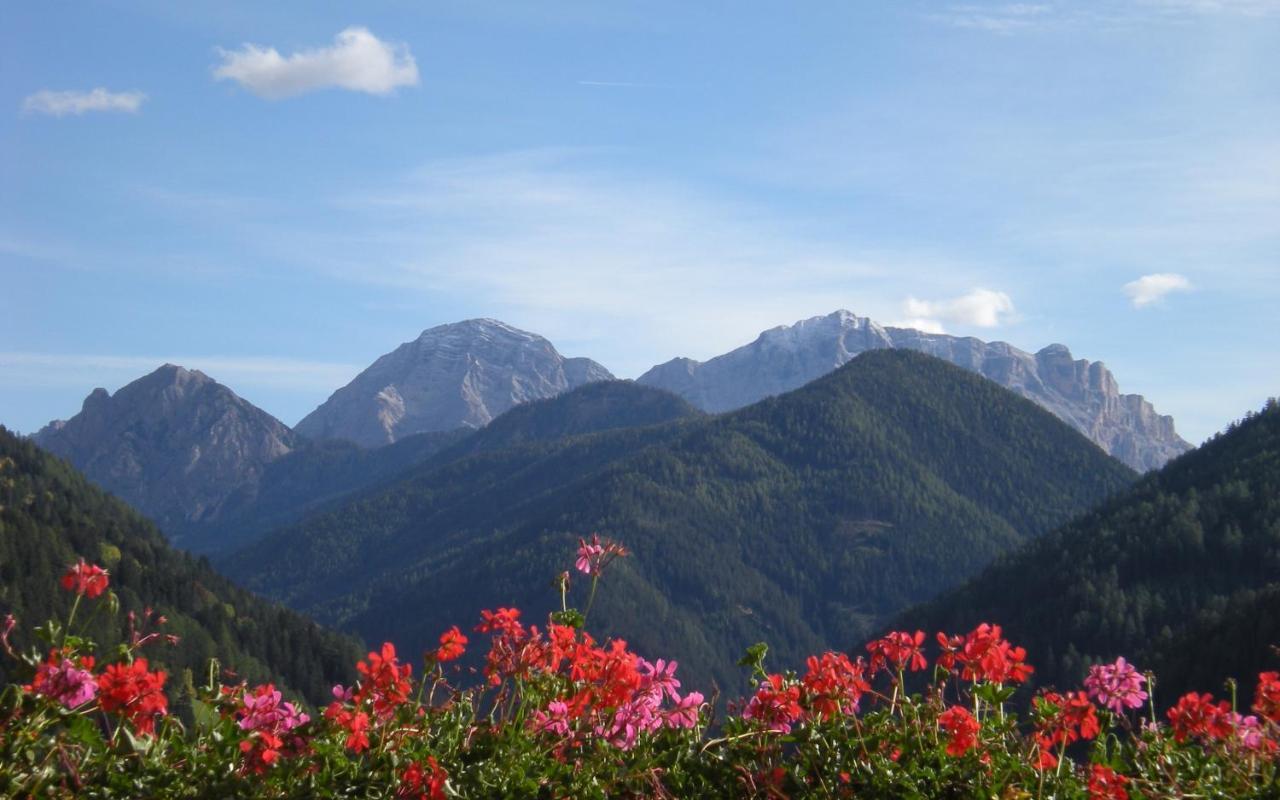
[
  {"left": 893, "top": 318, "right": 950, "bottom": 334},
  {"left": 21, "top": 88, "right": 146, "bottom": 117},
  {"left": 1123, "top": 273, "right": 1194, "bottom": 308},
  {"left": 901, "top": 288, "right": 1015, "bottom": 330},
  {"left": 213, "top": 26, "right": 418, "bottom": 99}
]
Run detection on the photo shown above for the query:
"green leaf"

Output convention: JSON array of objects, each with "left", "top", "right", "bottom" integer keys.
[
  {"left": 190, "top": 698, "right": 219, "bottom": 733},
  {"left": 551, "top": 609, "right": 586, "bottom": 629},
  {"left": 738, "top": 642, "right": 769, "bottom": 681},
  {"left": 62, "top": 713, "right": 104, "bottom": 748}
]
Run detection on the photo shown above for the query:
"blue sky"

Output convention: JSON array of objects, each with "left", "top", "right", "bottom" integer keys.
[{"left": 2, "top": 1, "right": 1277, "bottom": 444}]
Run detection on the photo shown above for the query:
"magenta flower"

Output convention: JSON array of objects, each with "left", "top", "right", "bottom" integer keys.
[
  {"left": 573, "top": 533, "right": 629, "bottom": 576},
  {"left": 639, "top": 658, "right": 682, "bottom": 702},
  {"left": 1084, "top": 657, "right": 1148, "bottom": 714},
  {"left": 32, "top": 657, "right": 97, "bottom": 708},
  {"left": 1232, "top": 713, "right": 1265, "bottom": 750},
  {"left": 530, "top": 700, "right": 571, "bottom": 737},
  {"left": 664, "top": 691, "right": 705, "bottom": 729},
  {"left": 238, "top": 684, "right": 309, "bottom": 734},
  {"left": 596, "top": 695, "right": 662, "bottom": 750},
  {"left": 575, "top": 538, "right": 604, "bottom": 575},
  {"left": 331, "top": 683, "right": 355, "bottom": 703}
]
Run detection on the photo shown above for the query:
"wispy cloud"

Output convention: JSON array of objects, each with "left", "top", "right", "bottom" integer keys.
[
  {"left": 1123, "top": 273, "right": 1193, "bottom": 308},
  {"left": 899, "top": 288, "right": 1016, "bottom": 332},
  {"left": 924, "top": 0, "right": 1280, "bottom": 34},
  {"left": 21, "top": 88, "right": 146, "bottom": 117},
  {"left": 213, "top": 26, "right": 419, "bottom": 99},
  {"left": 926, "top": 4, "right": 1053, "bottom": 33},
  {"left": 1139, "top": 0, "right": 1280, "bottom": 17},
  {"left": 0, "top": 352, "right": 361, "bottom": 393},
  {"left": 310, "top": 149, "right": 951, "bottom": 371},
  {"left": 577, "top": 80, "right": 663, "bottom": 88}
]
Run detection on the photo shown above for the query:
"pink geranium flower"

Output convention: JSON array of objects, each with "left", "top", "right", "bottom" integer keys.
[{"left": 1085, "top": 657, "right": 1148, "bottom": 714}]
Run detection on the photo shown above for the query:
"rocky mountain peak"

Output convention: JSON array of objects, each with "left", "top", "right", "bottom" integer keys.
[
  {"left": 639, "top": 311, "right": 1191, "bottom": 471},
  {"left": 32, "top": 365, "right": 296, "bottom": 537},
  {"left": 295, "top": 320, "right": 615, "bottom": 447}
]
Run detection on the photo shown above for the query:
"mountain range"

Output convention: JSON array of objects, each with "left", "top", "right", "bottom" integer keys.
[
  {"left": 220, "top": 349, "right": 1136, "bottom": 691},
  {"left": 639, "top": 310, "right": 1190, "bottom": 471},
  {"left": 11, "top": 310, "right": 1267, "bottom": 701},
  {"left": 30, "top": 314, "right": 1188, "bottom": 553}
]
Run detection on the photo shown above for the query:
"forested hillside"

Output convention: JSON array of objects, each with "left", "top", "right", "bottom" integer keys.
[
  {"left": 226, "top": 350, "right": 1136, "bottom": 691},
  {"left": 437, "top": 379, "right": 703, "bottom": 460},
  {"left": 180, "top": 428, "right": 469, "bottom": 554},
  {"left": 896, "top": 399, "right": 1280, "bottom": 700},
  {"left": 0, "top": 428, "right": 359, "bottom": 704},
  {"left": 181, "top": 380, "right": 700, "bottom": 555}
]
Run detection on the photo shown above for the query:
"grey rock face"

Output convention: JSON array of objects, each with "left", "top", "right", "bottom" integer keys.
[
  {"left": 32, "top": 365, "right": 296, "bottom": 534},
  {"left": 295, "top": 319, "right": 615, "bottom": 447},
  {"left": 638, "top": 310, "right": 1190, "bottom": 471}
]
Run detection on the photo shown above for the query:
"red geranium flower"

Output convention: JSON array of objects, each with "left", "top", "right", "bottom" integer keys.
[
  {"left": 1088, "top": 764, "right": 1129, "bottom": 800},
  {"left": 1167, "top": 692, "right": 1232, "bottom": 742},
  {"left": 60, "top": 559, "right": 109, "bottom": 599},
  {"left": 866, "top": 630, "right": 927, "bottom": 674},
  {"left": 1032, "top": 690, "right": 1099, "bottom": 769},
  {"left": 97, "top": 658, "right": 168, "bottom": 735},
  {"left": 324, "top": 703, "right": 371, "bottom": 753},
  {"left": 435, "top": 626, "right": 468, "bottom": 663},
  {"left": 801, "top": 651, "right": 870, "bottom": 720},
  {"left": 938, "top": 705, "right": 981, "bottom": 756},
  {"left": 399, "top": 756, "right": 448, "bottom": 799},
  {"left": 1254, "top": 671, "right": 1280, "bottom": 724},
  {"left": 936, "top": 624, "right": 1033, "bottom": 684},
  {"left": 742, "top": 673, "right": 804, "bottom": 734},
  {"left": 355, "top": 642, "right": 412, "bottom": 718}
]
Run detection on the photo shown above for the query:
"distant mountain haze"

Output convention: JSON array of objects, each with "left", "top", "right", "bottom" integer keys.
[
  {"left": 638, "top": 310, "right": 1190, "bottom": 471},
  {"left": 294, "top": 319, "right": 615, "bottom": 447}
]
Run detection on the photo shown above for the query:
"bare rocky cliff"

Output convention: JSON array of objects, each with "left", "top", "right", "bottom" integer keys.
[
  {"left": 638, "top": 310, "right": 1190, "bottom": 471},
  {"left": 294, "top": 319, "right": 614, "bottom": 447}
]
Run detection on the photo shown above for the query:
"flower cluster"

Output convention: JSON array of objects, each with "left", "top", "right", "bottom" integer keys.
[
  {"left": 7, "top": 554, "right": 1280, "bottom": 799},
  {"left": 1033, "top": 690, "right": 1100, "bottom": 769},
  {"left": 235, "top": 683, "right": 311, "bottom": 772},
  {"left": 399, "top": 756, "right": 448, "bottom": 799},
  {"left": 97, "top": 658, "right": 168, "bottom": 734},
  {"left": 742, "top": 673, "right": 804, "bottom": 734},
  {"left": 60, "top": 559, "right": 109, "bottom": 598},
  {"left": 354, "top": 642, "right": 412, "bottom": 719},
  {"left": 939, "top": 705, "right": 981, "bottom": 756},
  {"left": 26, "top": 649, "right": 97, "bottom": 708},
  {"left": 801, "top": 651, "right": 870, "bottom": 719},
  {"left": 866, "top": 629, "right": 927, "bottom": 674},
  {"left": 936, "top": 623, "right": 1033, "bottom": 684},
  {"left": 474, "top": 612, "right": 705, "bottom": 750},
  {"left": 1167, "top": 691, "right": 1233, "bottom": 743},
  {"left": 1084, "top": 656, "right": 1148, "bottom": 714}
]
